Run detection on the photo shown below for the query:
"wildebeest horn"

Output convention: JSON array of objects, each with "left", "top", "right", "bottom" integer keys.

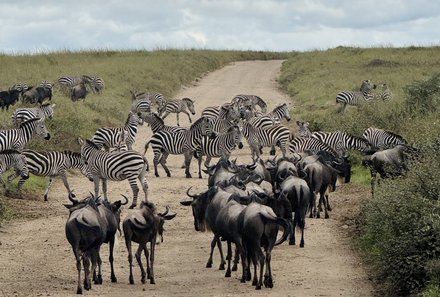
[
  {"left": 120, "top": 194, "right": 129, "bottom": 205},
  {"left": 186, "top": 187, "right": 197, "bottom": 198}
]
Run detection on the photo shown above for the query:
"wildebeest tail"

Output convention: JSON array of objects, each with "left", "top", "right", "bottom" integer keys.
[{"left": 260, "top": 213, "right": 292, "bottom": 246}]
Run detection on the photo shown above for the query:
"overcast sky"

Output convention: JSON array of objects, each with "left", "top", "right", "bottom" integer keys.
[{"left": 1, "top": 0, "right": 439, "bottom": 54}]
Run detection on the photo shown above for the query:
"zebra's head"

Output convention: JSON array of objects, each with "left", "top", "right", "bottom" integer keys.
[
  {"left": 21, "top": 118, "right": 51, "bottom": 140},
  {"left": 296, "top": 121, "right": 312, "bottom": 137},
  {"left": 5, "top": 150, "right": 30, "bottom": 180},
  {"left": 276, "top": 103, "right": 291, "bottom": 121},
  {"left": 197, "top": 117, "right": 215, "bottom": 139},
  {"left": 228, "top": 125, "right": 243, "bottom": 149},
  {"left": 360, "top": 80, "right": 376, "bottom": 92},
  {"left": 183, "top": 98, "right": 196, "bottom": 115},
  {"left": 78, "top": 137, "right": 99, "bottom": 165}
]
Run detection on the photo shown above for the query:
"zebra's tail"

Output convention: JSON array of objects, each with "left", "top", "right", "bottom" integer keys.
[
  {"left": 143, "top": 141, "right": 150, "bottom": 156},
  {"left": 142, "top": 156, "right": 150, "bottom": 172}
]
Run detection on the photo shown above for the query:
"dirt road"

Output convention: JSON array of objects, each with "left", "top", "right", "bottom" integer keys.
[{"left": 0, "top": 60, "right": 375, "bottom": 297}]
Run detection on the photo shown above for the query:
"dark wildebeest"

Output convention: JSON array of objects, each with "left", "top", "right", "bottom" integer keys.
[{"left": 122, "top": 202, "right": 176, "bottom": 285}]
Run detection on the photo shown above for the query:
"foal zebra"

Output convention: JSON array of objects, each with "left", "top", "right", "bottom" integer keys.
[
  {"left": 195, "top": 125, "right": 243, "bottom": 178},
  {"left": 0, "top": 150, "right": 29, "bottom": 193},
  {"left": 11, "top": 150, "right": 90, "bottom": 201},
  {"left": 336, "top": 80, "right": 376, "bottom": 112},
  {"left": 231, "top": 94, "right": 267, "bottom": 113},
  {"left": 311, "top": 130, "right": 373, "bottom": 156},
  {"left": 159, "top": 97, "right": 196, "bottom": 126},
  {"left": 131, "top": 91, "right": 165, "bottom": 113},
  {"left": 145, "top": 116, "right": 214, "bottom": 178},
  {"left": 139, "top": 112, "right": 186, "bottom": 134},
  {"left": 0, "top": 118, "right": 51, "bottom": 151},
  {"left": 362, "top": 127, "right": 407, "bottom": 150},
  {"left": 91, "top": 112, "right": 141, "bottom": 151},
  {"left": 11, "top": 103, "right": 55, "bottom": 127},
  {"left": 79, "top": 138, "right": 149, "bottom": 209},
  {"left": 242, "top": 122, "right": 291, "bottom": 161}
]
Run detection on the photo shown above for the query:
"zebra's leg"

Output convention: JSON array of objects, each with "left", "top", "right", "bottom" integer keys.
[
  {"left": 176, "top": 112, "right": 180, "bottom": 127},
  {"left": 153, "top": 152, "right": 161, "bottom": 177},
  {"left": 161, "top": 111, "right": 170, "bottom": 120},
  {"left": 182, "top": 110, "right": 192, "bottom": 124},
  {"left": 159, "top": 152, "right": 171, "bottom": 177},
  {"left": 138, "top": 170, "right": 149, "bottom": 205},
  {"left": 128, "top": 176, "right": 139, "bottom": 209},
  {"left": 93, "top": 176, "right": 100, "bottom": 198},
  {"left": 101, "top": 179, "right": 108, "bottom": 201},
  {"left": 184, "top": 152, "right": 192, "bottom": 178},
  {"left": 44, "top": 177, "right": 54, "bottom": 201},
  {"left": 198, "top": 155, "right": 203, "bottom": 179}
]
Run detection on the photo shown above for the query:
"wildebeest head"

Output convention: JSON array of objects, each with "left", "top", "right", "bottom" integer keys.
[{"left": 180, "top": 187, "right": 217, "bottom": 232}]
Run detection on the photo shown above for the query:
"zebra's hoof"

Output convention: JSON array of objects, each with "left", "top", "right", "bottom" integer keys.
[{"left": 129, "top": 204, "right": 136, "bottom": 209}]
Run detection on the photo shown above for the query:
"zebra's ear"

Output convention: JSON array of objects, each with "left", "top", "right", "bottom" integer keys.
[
  {"left": 51, "top": 104, "right": 56, "bottom": 108},
  {"left": 78, "top": 137, "right": 84, "bottom": 145}
]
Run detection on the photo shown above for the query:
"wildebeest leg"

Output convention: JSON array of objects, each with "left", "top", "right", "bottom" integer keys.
[
  {"left": 128, "top": 176, "right": 139, "bottom": 209},
  {"left": 149, "top": 237, "right": 156, "bottom": 284},
  {"left": 73, "top": 248, "right": 83, "bottom": 294},
  {"left": 92, "top": 248, "right": 102, "bottom": 284},
  {"left": 251, "top": 252, "right": 258, "bottom": 286},
  {"left": 326, "top": 193, "right": 332, "bottom": 211},
  {"left": 83, "top": 254, "right": 91, "bottom": 290},
  {"left": 256, "top": 248, "right": 265, "bottom": 290},
  {"left": 126, "top": 238, "right": 135, "bottom": 284},
  {"left": 225, "top": 241, "right": 232, "bottom": 277},
  {"left": 135, "top": 244, "right": 147, "bottom": 283},
  {"left": 109, "top": 237, "right": 117, "bottom": 282},
  {"left": 321, "top": 190, "right": 329, "bottom": 219},
  {"left": 144, "top": 245, "right": 151, "bottom": 280},
  {"left": 232, "top": 245, "right": 239, "bottom": 271},
  {"left": 184, "top": 152, "right": 192, "bottom": 178},
  {"left": 309, "top": 193, "right": 317, "bottom": 218},
  {"left": 290, "top": 216, "right": 297, "bottom": 245},
  {"left": 263, "top": 248, "right": 273, "bottom": 288}
]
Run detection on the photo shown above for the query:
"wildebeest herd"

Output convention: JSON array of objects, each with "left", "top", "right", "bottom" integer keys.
[{"left": 0, "top": 76, "right": 414, "bottom": 294}]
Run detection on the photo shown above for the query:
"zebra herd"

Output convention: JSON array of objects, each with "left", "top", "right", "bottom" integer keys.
[{"left": 336, "top": 79, "right": 392, "bottom": 112}]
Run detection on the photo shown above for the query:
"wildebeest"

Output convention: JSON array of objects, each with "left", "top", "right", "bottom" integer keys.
[
  {"left": 0, "top": 88, "right": 21, "bottom": 111},
  {"left": 70, "top": 83, "right": 90, "bottom": 102},
  {"left": 122, "top": 202, "right": 176, "bottom": 284},
  {"left": 22, "top": 84, "right": 53, "bottom": 104},
  {"left": 64, "top": 194, "right": 105, "bottom": 294}
]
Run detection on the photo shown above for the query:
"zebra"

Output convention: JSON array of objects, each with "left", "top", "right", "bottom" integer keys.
[
  {"left": 288, "top": 136, "right": 338, "bottom": 157},
  {"left": 362, "top": 127, "right": 407, "bottom": 150},
  {"left": 131, "top": 91, "right": 165, "bottom": 114},
  {"left": 211, "top": 103, "right": 241, "bottom": 133},
  {"left": 144, "top": 116, "right": 214, "bottom": 178},
  {"left": 91, "top": 111, "right": 141, "bottom": 151},
  {"left": 241, "top": 122, "right": 291, "bottom": 161},
  {"left": 264, "top": 103, "right": 291, "bottom": 122},
  {"left": 11, "top": 103, "right": 56, "bottom": 127},
  {"left": 375, "top": 83, "right": 392, "bottom": 101},
  {"left": 296, "top": 121, "right": 312, "bottom": 137},
  {"left": 139, "top": 111, "right": 186, "bottom": 134},
  {"left": 57, "top": 75, "right": 92, "bottom": 94},
  {"left": 0, "top": 150, "right": 29, "bottom": 194},
  {"left": 311, "top": 130, "right": 373, "bottom": 156},
  {"left": 78, "top": 138, "right": 149, "bottom": 209},
  {"left": 195, "top": 125, "right": 243, "bottom": 178},
  {"left": 231, "top": 94, "right": 267, "bottom": 113},
  {"left": 335, "top": 79, "right": 376, "bottom": 112},
  {"left": 9, "top": 150, "right": 91, "bottom": 201},
  {"left": 39, "top": 80, "right": 53, "bottom": 90},
  {"left": 90, "top": 76, "right": 104, "bottom": 94},
  {"left": 159, "top": 97, "right": 196, "bottom": 126},
  {"left": 0, "top": 118, "right": 51, "bottom": 151},
  {"left": 201, "top": 105, "right": 220, "bottom": 119}
]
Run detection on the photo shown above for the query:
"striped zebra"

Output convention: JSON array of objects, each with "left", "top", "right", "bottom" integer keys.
[
  {"left": 39, "top": 80, "right": 53, "bottom": 90},
  {"left": 58, "top": 75, "right": 92, "bottom": 93},
  {"left": 159, "top": 97, "right": 196, "bottom": 126},
  {"left": 362, "top": 127, "right": 407, "bottom": 150},
  {"left": 311, "top": 130, "right": 373, "bottom": 156},
  {"left": 375, "top": 83, "right": 392, "bottom": 101},
  {"left": 90, "top": 76, "right": 104, "bottom": 94},
  {"left": 0, "top": 150, "right": 29, "bottom": 193},
  {"left": 144, "top": 116, "right": 214, "bottom": 178},
  {"left": 10, "top": 150, "right": 91, "bottom": 201},
  {"left": 201, "top": 105, "right": 220, "bottom": 119},
  {"left": 211, "top": 103, "right": 241, "bottom": 133},
  {"left": 0, "top": 118, "right": 51, "bottom": 151},
  {"left": 79, "top": 138, "right": 149, "bottom": 209},
  {"left": 11, "top": 103, "right": 55, "bottom": 127},
  {"left": 336, "top": 80, "right": 376, "bottom": 113},
  {"left": 91, "top": 112, "right": 141, "bottom": 151},
  {"left": 265, "top": 103, "right": 291, "bottom": 122},
  {"left": 139, "top": 112, "right": 186, "bottom": 134},
  {"left": 296, "top": 121, "right": 312, "bottom": 137},
  {"left": 231, "top": 94, "right": 267, "bottom": 113},
  {"left": 288, "top": 136, "right": 338, "bottom": 157},
  {"left": 242, "top": 122, "right": 291, "bottom": 161},
  {"left": 195, "top": 125, "right": 243, "bottom": 178},
  {"left": 131, "top": 91, "right": 165, "bottom": 113}
]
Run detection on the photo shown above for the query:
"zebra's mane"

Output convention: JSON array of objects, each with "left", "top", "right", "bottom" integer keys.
[
  {"left": 182, "top": 97, "right": 193, "bottom": 103},
  {"left": 85, "top": 139, "right": 100, "bottom": 150},
  {"left": 384, "top": 129, "right": 407, "bottom": 142},
  {"left": 0, "top": 149, "right": 21, "bottom": 155},
  {"left": 19, "top": 118, "right": 40, "bottom": 128},
  {"left": 63, "top": 150, "right": 81, "bottom": 158},
  {"left": 152, "top": 112, "right": 164, "bottom": 124}
]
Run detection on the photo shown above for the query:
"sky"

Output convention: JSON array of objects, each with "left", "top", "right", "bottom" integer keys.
[{"left": 1, "top": 0, "right": 439, "bottom": 54}]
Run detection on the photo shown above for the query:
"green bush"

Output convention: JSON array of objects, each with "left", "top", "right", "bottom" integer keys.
[{"left": 404, "top": 73, "right": 440, "bottom": 114}]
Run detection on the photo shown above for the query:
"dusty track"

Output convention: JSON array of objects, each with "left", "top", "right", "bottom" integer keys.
[{"left": 0, "top": 60, "right": 374, "bottom": 297}]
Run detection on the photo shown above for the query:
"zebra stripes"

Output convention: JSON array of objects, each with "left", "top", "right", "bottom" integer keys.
[
  {"left": 242, "top": 122, "right": 291, "bottom": 161},
  {"left": 362, "top": 127, "right": 407, "bottom": 150},
  {"left": 0, "top": 150, "right": 29, "bottom": 192},
  {"left": 11, "top": 103, "right": 55, "bottom": 127},
  {"left": 159, "top": 97, "right": 196, "bottom": 126},
  {"left": 311, "top": 130, "right": 373, "bottom": 156},
  {"left": 211, "top": 103, "right": 241, "bottom": 133},
  {"left": 145, "top": 116, "right": 214, "bottom": 178},
  {"left": 267, "top": 103, "right": 291, "bottom": 122},
  {"left": 201, "top": 105, "right": 220, "bottom": 119},
  {"left": 139, "top": 112, "right": 186, "bottom": 134},
  {"left": 195, "top": 125, "right": 243, "bottom": 178},
  {"left": 0, "top": 118, "right": 51, "bottom": 151},
  {"left": 131, "top": 91, "right": 165, "bottom": 113},
  {"left": 288, "top": 136, "right": 338, "bottom": 157},
  {"left": 79, "top": 138, "right": 149, "bottom": 209},
  {"left": 375, "top": 83, "right": 392, "bottom": 101},
  {"left": 90, "top": 76, "right": 104, "bottom": 94},
  {"left": 336, "top": 80, "right": 376, "bottom": 112},
  {"left": 13, "top": 150, "right": 90, "bottom": 201},
  {"left": 231, "top": 94, "right": 267, "bottom": 113},
  {"left": 91, "top": 112, "right": 140, "bottom": 151},
  {"left": 296, "top": 121, "right": 312, "bottom": 137}
]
